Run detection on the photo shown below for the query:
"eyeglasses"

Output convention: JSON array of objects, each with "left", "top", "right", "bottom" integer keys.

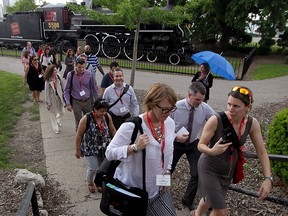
[
  {"left": 156, "top": 104, "right": 177, "bottom": 114},
  {"left": 32, "top": 58, "right": 38, "bottom": 61},
  {"left": 232, "top": 86, "right": 250, "bottom": 96}
]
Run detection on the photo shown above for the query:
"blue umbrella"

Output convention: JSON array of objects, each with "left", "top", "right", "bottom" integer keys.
[{"left": 191, "top": 51, "right": 236, "bottom": 80}]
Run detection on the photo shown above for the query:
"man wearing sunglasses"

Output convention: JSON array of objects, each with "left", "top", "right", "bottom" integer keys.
[
  {"left": 170, "top": 82, "right": 215, "bottom": 211},
  {"left": 84, "top": 45, "right": 105, "bottom": 77}
]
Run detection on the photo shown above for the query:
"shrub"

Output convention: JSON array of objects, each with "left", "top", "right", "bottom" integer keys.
[
  {"left": 267, "top": 108, "right": 288, "bottom": 186},
  {"left": 285, "top": 56, "right": 288, "bottom": 64},
  {"left": 282, "top": 48, "right": 288, "bottom": 56}
]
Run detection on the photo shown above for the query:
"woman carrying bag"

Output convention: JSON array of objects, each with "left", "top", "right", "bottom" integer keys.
[
  {"left": 75, "top": 98, "right": 116, "bottom": 193},
  {"left": 105, "top": 83, "right": 178, "bottom": 215}
]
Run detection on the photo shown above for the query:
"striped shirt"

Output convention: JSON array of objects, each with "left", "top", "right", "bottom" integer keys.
[{"left": 86, "top": 54, "right": 100, "bottom": 73}]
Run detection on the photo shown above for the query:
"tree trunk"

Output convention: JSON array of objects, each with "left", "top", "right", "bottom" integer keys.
[{"left": 129, "top": 20, "right": 140, "bottom": 87}]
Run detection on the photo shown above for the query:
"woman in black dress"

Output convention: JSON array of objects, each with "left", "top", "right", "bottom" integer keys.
[
  {"left": 192, "top": 62, "right": 213, "bottom": 103},
  {"left": 23, "top": 55, "right": 45, "bottom": 103}
]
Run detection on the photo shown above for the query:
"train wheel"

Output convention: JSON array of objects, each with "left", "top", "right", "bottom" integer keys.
[
  {"left": 146, "top": 51, "right": 157, "bottom": 63},
  {"left": 123, "top": 38, "right": 144, "bottom": 61},
  {"left": 169, "top": 53, "right": 180, "bottom": 65},
  {"left": 84, "top": 34, "right": 100, "bottom": 55},
  {"left": 101, "top": 35, "right": 121, "bottom": 59}
]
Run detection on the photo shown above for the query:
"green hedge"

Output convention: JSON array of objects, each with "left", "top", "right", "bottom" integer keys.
[{"left": 267, "top": 108, "right": 288, "bottom": 185}]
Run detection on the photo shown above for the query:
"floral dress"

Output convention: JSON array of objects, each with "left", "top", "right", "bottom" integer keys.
[{"left": 81, "top": 112, "right": 110, "bottom": 160}]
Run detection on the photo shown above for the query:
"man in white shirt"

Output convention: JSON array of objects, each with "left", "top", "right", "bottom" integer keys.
[{"left": 103, "top": 68, "right": 139, "bottom": 129}]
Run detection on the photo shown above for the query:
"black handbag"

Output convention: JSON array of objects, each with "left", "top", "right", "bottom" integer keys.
[{"left": 100, "top": 117, "right": 148, "bottom": 216}]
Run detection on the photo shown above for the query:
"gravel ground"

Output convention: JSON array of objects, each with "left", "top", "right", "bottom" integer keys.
[{"left": 0, "top": 89, "right": 287, "bottom": 216}]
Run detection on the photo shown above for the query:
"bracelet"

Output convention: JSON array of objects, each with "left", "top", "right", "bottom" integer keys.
[
  {"left": 131, "top": 144, "right": 138, "bottom": 153},
  {"left": 264, "top": 176, "right": 274, "bottom": 183}
]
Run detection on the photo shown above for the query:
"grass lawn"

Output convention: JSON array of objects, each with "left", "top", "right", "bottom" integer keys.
[
  {"left": 253, "top": 63, "right": 288, "bottom": 80},
  {"left": 0, "top": 71, "right": 30, "bottom": 168}
]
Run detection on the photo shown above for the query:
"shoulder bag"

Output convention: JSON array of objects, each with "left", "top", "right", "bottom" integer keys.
[
  {"left": 219, "top": 111, "right": 246, "bottom": 184},
  {"left": 99, "top": 116, "right": 148, "bottom": 216}
]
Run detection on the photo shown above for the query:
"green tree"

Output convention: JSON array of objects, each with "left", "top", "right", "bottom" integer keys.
[
  {"left": 6, "top": 0, "right": 37, "bottom": 14},
  {"left": 69, "top": 0, "right": 187, "bottom": 86},
  {"left": 184, "top": 0, "right": 288, "bottom": 51}
]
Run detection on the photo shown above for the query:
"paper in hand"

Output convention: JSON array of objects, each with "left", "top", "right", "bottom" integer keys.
[{"left": 176, "top": 126, "right": 189, "bottom": 136}]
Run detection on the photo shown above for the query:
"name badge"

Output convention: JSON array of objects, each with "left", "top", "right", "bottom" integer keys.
[
  {"left": 80, "top": 90, "right": 86, "bottom": 96},
  {"left": 120, "top": 106, "right": 127, "bottom": 113},
  {"left": 156, "top": 175, "right": 171, "bottom": 186},
  {"left": 38, "top": 74, "right": 43, "bottom": 78}
]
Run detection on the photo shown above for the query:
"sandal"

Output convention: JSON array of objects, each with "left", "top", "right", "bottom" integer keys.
[{"left": 88, "top": 184, "right": 96, "bottom": 193}]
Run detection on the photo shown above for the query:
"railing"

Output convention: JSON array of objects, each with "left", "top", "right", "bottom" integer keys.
[
  {"left": 228, "top": 152, "right": 288, "bottom": 206},
  {"left": 0, "top": 47, "right": 245, "bottom": 79},
  {"left": 241, "top": 46, "right": 257, "bottom": 79},
  {"left": 16, "top": 181, "right": 40, "bottom": 216}
]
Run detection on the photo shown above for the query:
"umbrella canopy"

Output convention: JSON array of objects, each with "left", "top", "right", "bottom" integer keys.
[{"left": 191, "top": 51, "right": 236, "bottom": 80}]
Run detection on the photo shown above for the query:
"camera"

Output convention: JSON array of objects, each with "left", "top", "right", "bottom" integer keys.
[{"left": 221, "top": 128, "right": 233, "bottom": 144}]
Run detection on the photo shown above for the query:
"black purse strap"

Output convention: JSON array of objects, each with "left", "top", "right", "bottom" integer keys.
[
  {"left": 219, "top": 111, "right": 240, "bottom": 149},
  {"left": 107, "top": 116, "right": 146, "bottom": 191},
  {"left": 108, "top": 84, "right": 129, "bottom": 109}
]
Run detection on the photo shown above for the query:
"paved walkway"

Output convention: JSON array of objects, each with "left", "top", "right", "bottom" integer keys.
[{"left": 1, "top": 56, "right": 287, "bottom": 215}]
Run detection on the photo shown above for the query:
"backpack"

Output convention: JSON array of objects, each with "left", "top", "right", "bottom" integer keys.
[{"left": 94, "top": 116, "right": 142, "bottom": 187}]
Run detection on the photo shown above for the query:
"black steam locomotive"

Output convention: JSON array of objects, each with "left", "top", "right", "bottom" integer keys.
[{"left": 0, "top": 3, "right": 194, "bottom": 65}]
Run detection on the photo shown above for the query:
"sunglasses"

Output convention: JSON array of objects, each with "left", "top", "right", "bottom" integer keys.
[
  {"left": 156, "top": 104, "right": 177, "bottom": 114},
  {"left": 232, "top": 86, "right": 250, "bottom": 96},
  {"left": 98, "top": 99, "right": 107, "bottom": 104}
]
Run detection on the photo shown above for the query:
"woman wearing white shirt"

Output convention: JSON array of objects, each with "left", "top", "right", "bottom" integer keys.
[
  {"left": 44, "top": 65, "right": 65, "bottom": 134},
  {"left": 40, "top": 47, "right": 54, "bottom": 72},
  {"left": 105, "top": 83, "right": 178, "bottom": 215}
]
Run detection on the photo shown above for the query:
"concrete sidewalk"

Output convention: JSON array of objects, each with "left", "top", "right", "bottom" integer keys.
[{"left": 1, "top": 56, "right": 287, "bottom": 215}]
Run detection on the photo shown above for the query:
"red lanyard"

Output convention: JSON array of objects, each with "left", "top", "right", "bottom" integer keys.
[
  {"left": 229, "top": 117, "right": 245, "bottom": 140},
  {"left": 114, "top": 87, "right": 124, "bottom": 105},
  {"left": 53, "top": 79, "right": 57, "bottom": 90},
  {"left": 32, "top": 63, "right": 39, "bottom": 74},
  {"left": 93, "top": 112, "right": 104, "bottom": 132},
  {"left": 229, "top": 117, "right": 245, "bottom": 162},
  {"left": 74, "top": 70, "right": 85, "bottom": 89},
  {"left": 146, "top": 112, "right": 165, "bottom": 168},
  {"left": 108, "top": 72, "right": 114, "bottom": 82}
]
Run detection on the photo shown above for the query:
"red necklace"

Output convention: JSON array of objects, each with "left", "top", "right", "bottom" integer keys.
[
  {"left": 146, "top": 112, "right": 165, "bottom": 168},
  {"left": 93, "top": 112, "right": 104, "bottom": 132}
]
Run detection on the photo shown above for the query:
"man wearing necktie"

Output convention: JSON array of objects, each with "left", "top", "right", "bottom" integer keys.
[{"left": 171, "top": 82, "right": 214, "bottom": 211}]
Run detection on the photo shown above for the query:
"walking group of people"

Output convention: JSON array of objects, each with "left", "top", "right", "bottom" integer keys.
[{"left": 22, "top": 41, "right": 272, "bottom": 216}]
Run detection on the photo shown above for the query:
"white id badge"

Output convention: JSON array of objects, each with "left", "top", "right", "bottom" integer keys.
[
  {"left": 156, "top": 175, "right": 171, "bottom": 186},
  {"left": 120, "top": 106, "right": 127, "bottom": 113},
  {"left": 80, "top": 90, "right": 86, "bottom": 96},
  {"left": 38, "top": 74, "right": 43, "bottom": 78}
]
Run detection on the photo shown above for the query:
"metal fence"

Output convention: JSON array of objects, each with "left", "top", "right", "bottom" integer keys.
[
  {"left": 16, "top": 181, "right": 40, "bottom": 216},
  {"left": 0, "top": 47, "right": 249, "bottom": 79},
  {"left": 228, "top": 152, "right": 288, "bottom": 207},
  {"left": 241, "top": 46, "right": 257, "bottom": 79}
]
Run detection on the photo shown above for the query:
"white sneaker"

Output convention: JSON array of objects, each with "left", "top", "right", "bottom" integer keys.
[
  {"left": 54, "top": 130, "right": 60, "bottom": 134},
  {"left": 57, "top": 122, "right": 62, "bottom": 127}
]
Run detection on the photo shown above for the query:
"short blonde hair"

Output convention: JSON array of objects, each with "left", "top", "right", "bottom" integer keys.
[{"left": 143, "top": 83, "right": 177, "bottom": 112}]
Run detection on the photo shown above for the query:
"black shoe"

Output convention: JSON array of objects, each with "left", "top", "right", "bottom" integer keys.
[{"left": 181, "top": 198, "right": 196, "bottom": 211}]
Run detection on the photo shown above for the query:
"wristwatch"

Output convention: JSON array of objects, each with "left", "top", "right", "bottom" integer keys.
[
  {"left": 264, "top": 176, "right": 274, "bottom": 183},
  {"left": 131, "top": 144, "right": 138, "bottom": 153}
]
